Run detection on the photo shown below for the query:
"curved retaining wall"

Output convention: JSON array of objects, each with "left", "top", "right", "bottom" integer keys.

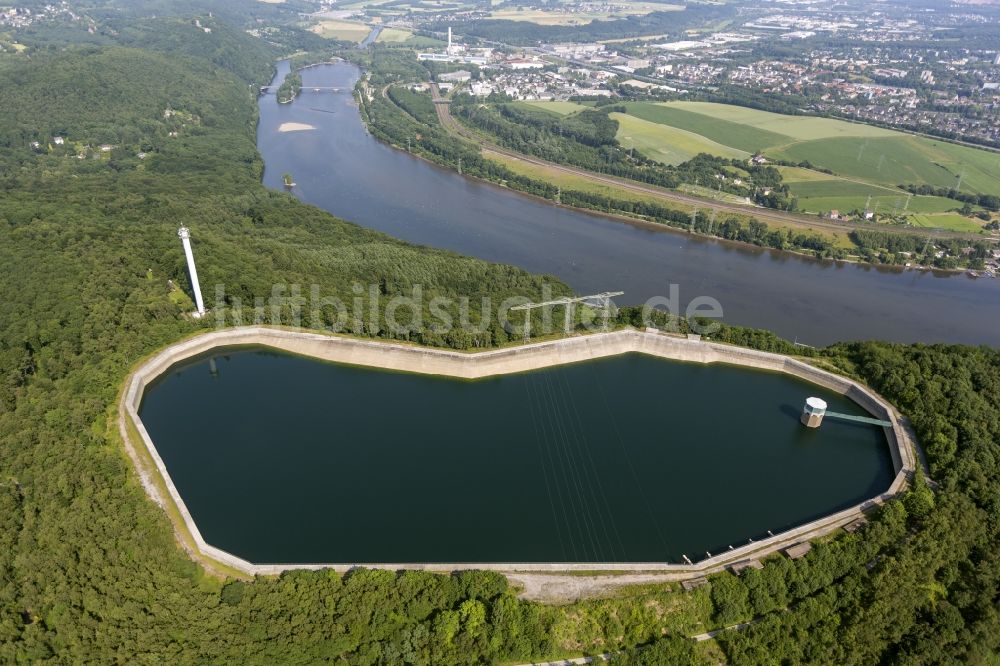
[{"left": 119, "top": 326, "right": 916, "bottom": 577}]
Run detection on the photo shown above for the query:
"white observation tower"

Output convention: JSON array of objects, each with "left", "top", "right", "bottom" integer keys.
[{"left": 177, "top": 226, "right": 206, "bottom": 318}]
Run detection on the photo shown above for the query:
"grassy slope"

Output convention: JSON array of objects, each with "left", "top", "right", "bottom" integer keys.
[
  {"left": 908, "top": 213, "right": 986, "bottom": 232},
  {"left": 778, "top": 168, "right": 967, "bottom": 215},
  {"left": 624, "top": 102, "right": 1000, "bottom": 196},
  {"left": 617, "top": 101, "right": 996, "bottom": 231},
  {"left": 662, "top": 101, "right": 894, "bottom": 140},
  {"left": 517, "top": 100, "right": 588, "bottom": 116},
  {"left": 623, "top": 101, "right": 789, "bottom": 153},
  {"left": 612, "top": 112, "right": 749, "bottom": 165},
  {"left": 375, "top": 27, "right": 413, "bottom": 42},
  {"left": 770, "top": 136, "right": 963, "bottom": 189},
  {"left": 487, "top": 9, "right": 606, "bottom": 25},
  {"left": 311, "top": 19, "right": 372, "bottom": 42},
  {"left": 926, "top": 138, "right": 1000, "bottom": 194}
]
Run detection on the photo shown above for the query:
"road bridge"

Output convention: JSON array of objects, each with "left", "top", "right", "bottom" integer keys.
[
  {"left": 825, "top": 411, "right": 893, "bottom": 427},
  {"left": 260, "top": 86, "right": 344, "bottom": 93}
]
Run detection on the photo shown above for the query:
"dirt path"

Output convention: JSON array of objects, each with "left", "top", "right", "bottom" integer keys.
[
  {"left": 516, "top": 656, "right": 608, "bottom": 666},
  {"left": 507, "top": 572, "right": 690, "bottom": 604}
]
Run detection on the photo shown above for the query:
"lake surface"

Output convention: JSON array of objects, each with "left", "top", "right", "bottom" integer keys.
[
  {"left": 257, "top": 61, "right": 1000, "bottom": 347},
  {"left": 139, "top": 349, "right": 893, "bottom": 564}
]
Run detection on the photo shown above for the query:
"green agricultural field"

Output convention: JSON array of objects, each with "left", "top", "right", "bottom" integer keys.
[
  {"left": 925, "top": 139, "right": 1000, "bottom": 195},
  {"left": 908, "top": 213, "right": 989, "bottom": 233},
  {"left": 517, "top": 100, "right": 587, "bottom": 115},
  {"left": 662, "top": 101, "right": 894, "bottom": 140},
  {"left": 375, "top": 27, "right": 413, "bottom": 42},
  {"left": 796, "top": 195, "right": 965, "bottom": 217},
  {"left": 339, "top": 0, "right": 396, "bottom": 7},
  {"left": 620, "top": 102, "right": 1000, "bottom": 196},
  {"left": 402, "top": 35, "right": 446, "bottom": 47},
  {"left": 776, "top": 166, "right": 840, "bottom": 182},
  {"left": 623, "top": 102, "right": 788, "bottom": 154},
  {"left": 786, "top": 182, "right": 963, "bottom": 214},
  {"left": 770, "top": 136, "right": 966, "bottom": 189},
  {"left": 612, "top": 112, "right": 749, "bottom": 165},
  {"left": 778, "top": 166, "right": 974, "bottom": 216},
  {"left": 310, "top": 19, "right": 372, "bottom": 42},
  {"left": 488, "top": 1, "right": 668, "bottom": 25},
  {"left": 488, "top": 9, "right": 607, "bottom": 25}
]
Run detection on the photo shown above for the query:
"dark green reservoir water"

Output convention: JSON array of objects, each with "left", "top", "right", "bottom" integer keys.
[{"left": 139, "top": 349, "right": 894, "bottom": 564}]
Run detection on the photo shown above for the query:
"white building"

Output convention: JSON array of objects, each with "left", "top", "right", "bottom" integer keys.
[
  {"left": 507, "top": 58, "right": 544, "bottom": 70},
  {"left": 417, "top": 52, "right": 488, "bottom": 66},
  {"left": 470, "top": 82, "right": 495, "bottom": 96},
  {"left": 545, "top": 43, "right": 604, "bottom": 56}
]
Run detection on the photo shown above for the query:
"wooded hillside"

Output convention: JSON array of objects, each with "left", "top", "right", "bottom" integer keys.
[{"left": 1, "top": 19, "right": 999, "bottom": 666}]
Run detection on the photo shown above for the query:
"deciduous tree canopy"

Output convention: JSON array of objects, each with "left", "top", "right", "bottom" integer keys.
[{"left": 1, "top": 16, "right": 999, "bottom": 666}]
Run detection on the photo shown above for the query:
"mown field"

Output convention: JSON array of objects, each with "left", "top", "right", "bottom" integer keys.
[
  {"left": 622, "top": 102, "right": 790, "bottom": 153},
  {"left": 516, "top": 100, "right": 588, "bottom": 116},
  {"left": 777, "top": 167, "right": 969, "bottom": 216},
  {"left": 613, "top": 112, "right": 749, "bottom": 165},
  {"left": 517, "top": 100, "right": 998, "bottom": 231},
  {"left": 487, "top": 9, "right": 608, "bottom": 25},
  {"left": 488, "top": 1, "right": 673, "bottom": 25},
  {"left": 337, "top": 0, "right": 479, "bottom": 11},
  {"left": 619, "top": 102, "right": 1000, "bottom": 197},
  {"left": 400, "top": 35, "right": 446, "bottom": 48},
  {"left": 375, "top": 27, "right": 413, "bottom": 42},
  {"left": 310, "top": 18, "right": 372, "bottom": 41},
  {"left": 661, "top": 101, "right": 894, "bottom": 140},
  {"left": 908, "top": 213, "right": 987, "bottom": 233}
]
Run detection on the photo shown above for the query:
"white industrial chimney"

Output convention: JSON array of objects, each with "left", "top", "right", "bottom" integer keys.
[
  {"left": 447, "top": 26, "right": 452, "bottom": 54},
  {"left": 177, "top": 226, "right": 206, "bottom": 318}
]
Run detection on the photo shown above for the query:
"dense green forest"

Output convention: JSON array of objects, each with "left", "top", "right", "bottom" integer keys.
[
  {"left": 2, "top": 15, "right": 1000, "bottom": 665},
  {"left": 276, "top": 70, "right": 302, "bottom": 104}
]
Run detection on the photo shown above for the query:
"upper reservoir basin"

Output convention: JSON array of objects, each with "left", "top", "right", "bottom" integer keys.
[{"left": 138, "top": 348, "right": 893, "bottom": 564}]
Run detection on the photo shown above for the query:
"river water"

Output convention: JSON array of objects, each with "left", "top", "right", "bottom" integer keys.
[{"left": 257, "top": 61, "right": 1000, "bottom": 347}]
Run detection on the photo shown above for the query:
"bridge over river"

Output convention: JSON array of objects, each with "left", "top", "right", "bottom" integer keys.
[{"left": 260, "top": 86, "right": 344, "bottom": 94}]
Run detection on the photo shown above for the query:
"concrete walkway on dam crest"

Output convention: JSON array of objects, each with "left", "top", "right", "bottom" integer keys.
[{"left": 117, "top": 326, "right": 919, "bottom": 592}]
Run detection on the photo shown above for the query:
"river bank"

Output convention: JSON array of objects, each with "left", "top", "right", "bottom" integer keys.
[
  {"left": 359, "top": 106, "right": 971, "bottom": 277},
  {"left": 256, "top": 60, "right": 1000, "bottom": 346}
]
